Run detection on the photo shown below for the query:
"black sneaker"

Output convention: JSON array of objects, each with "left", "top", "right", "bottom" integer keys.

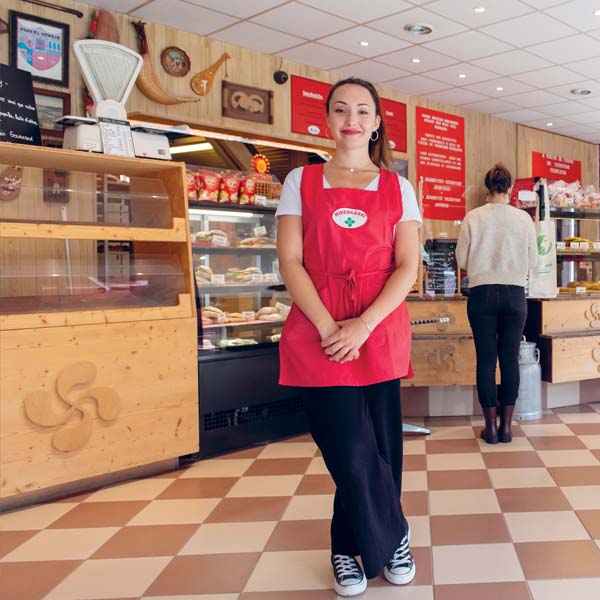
[
  {"left": 331, "top": 554, "right": 367, "bottom": 596},
  {"left": 383, "top": 533, "right": 416, "bottom": 585}
]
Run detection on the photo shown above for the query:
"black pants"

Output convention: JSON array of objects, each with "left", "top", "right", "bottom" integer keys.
[
  {"left": 303, "top": 379, "right": 408, "bottom": 579},
  {"left": 467, "top": 284, "right": 527, "bottom": 408}
]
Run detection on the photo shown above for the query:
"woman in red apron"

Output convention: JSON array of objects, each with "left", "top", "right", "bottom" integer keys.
[{"left": 277, "top": 78, "right": 420, "bottom": 596}]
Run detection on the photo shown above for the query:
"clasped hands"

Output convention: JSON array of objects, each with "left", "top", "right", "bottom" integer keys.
[{"left": 320, "top": 317, "right": 371, "bottom": 364}]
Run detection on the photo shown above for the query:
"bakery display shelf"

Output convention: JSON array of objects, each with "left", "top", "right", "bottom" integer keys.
[
  {"left": 551, "top": 207, "right": 600, "bottom": 220},
  {"left": 189, "top": 201, "right": 276, "bottom": 214},
  {"left": 192, "top": 246, "right": 276, "bottom": 255},
  {"left": 197, "top": 283, "right": 281, "bottom": 294},
  {"left": 557, "top": 252, "right": 600, "bottom": 260},
  {"left": 204, "top": 319, "right": 285, "bottom": 329}
]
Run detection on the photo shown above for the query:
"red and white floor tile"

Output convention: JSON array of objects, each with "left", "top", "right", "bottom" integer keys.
[{"left": 2, "top": 404, "right": 600, "bottom": 599}]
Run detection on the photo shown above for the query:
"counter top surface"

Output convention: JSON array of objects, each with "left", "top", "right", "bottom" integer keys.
[
  {"left": 407, "top": 295, "right": 466, "bottom": 302},
  {"left": 528, "top": 294, "right": 600, "bottom": 302}
]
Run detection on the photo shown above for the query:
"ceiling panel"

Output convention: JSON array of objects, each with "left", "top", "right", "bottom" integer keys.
[
  {"left": 210, "top": 22, "right": 304, "bottom": 54},
  {"left": 424, "top": 31, "right": 513, "bottom": 61},
  {"left": 541, "top": 101, "right": 596, "bottom": 116},
  {"left": 520, "top": 0, "right": 570, "bottom": 7},
  {"left": 502, "top": 90, "right": 565, "bottom": 107},
  {"left": 131, "top": 0, "right": 238, "bottom": 35},
  {"left": 336, "top": 60, "right": 411, "bottom": 83},
  {"left": 424, "top": 88, "right": 489, "bottom": 106},
  {"left": 376, "top": 46, "right": 458, "bottom": 73},
  {"left": 544, "top": 0, "right": 600, "bottom": 33},
  {"left": 495, "top": 108, "right": 552, "bottom": 122},
  {"left": 385, "top": 75, "right": 450, "bottom": 96},
  {"left": 384, "top": 75, "right": 452, "bottom": 96},
  {"left": 524, "top": 117, "right": 574, "bottom": 129},
  {"left": 461, "top": 98, "right": 523, "bottom": 115},
  {"left": 462, "top": 77, "right": 535, "bottom": 97},
  {"left": 278, "top": 42, "right": 360, "bottom": 70},
  {"left": 77, "top": 0, "right": 149, "bottom": 11},
  {"left": 186, "top": 0, "right": 286, "bottom": 18},
  {"left": 319, "top": 26, "right": 410, "bottom": 58},
  {"left": 565, "top": 56, "right": 600, "bottom": 79},
  {"left": 470, "top": 50, "right": 553, "bottom": 76},
  {"left": 250, "top": 2, "right": 354, "bottom": 39},
  {"left": 546, "top": 80, "right": 600, "bottom": 100},
  {"left": 368, "top": 7, "right": 468, "bottom": 43},
  {"left": 512, "top": 66, "right": 588, "bottom": 88},
  {"left": 426, "top": 63, "right": 499, "bottom": 86},
  {"left": 480, "top": 12, "right": 577, "bottom": 47},
  {"left": 425, "top": 0, "right": 534, "bottom": 27},
  {"left": 301, "top": 0, "right": 413, "bottom": 22},
  {"left": 563, "top": 110, "right": 600, "bottom": 125},
  {"left": 527, "top": 34, "right": 600, "bottom": 63}
]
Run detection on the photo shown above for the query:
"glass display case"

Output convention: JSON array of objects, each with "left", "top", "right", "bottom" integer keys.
[{"left": 188, "top": 202, "right": 291, "bottom": 357}]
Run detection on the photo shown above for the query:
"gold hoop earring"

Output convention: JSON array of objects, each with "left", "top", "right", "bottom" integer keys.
[{"left": 370, "top": 130, "right": 379, "bottom": 142}]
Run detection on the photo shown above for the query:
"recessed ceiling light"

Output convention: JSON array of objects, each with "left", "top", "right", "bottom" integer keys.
[
  {"left": 474, "top": 6, "right": 486, "bottom": 13},
  {"left": 360, "top": 41, "right": 369, "bottom": 47},
  {"left": 546, "top": 122, "right": 553, "bottom": 127},
  {"left": 570, "top": 88, "right": 592, "bottom": 95},
  {"left": 595, "top": 9, "right": 600, "bottom": 15},
  {"left": 412, "top": 58, "right": 421, "bottom": 63},
  {"left": 496, "top": 86, "right": 503, "bottom": 91},
  {"left": 458, "top": 73, "right": 467, "bottom": 79},
  {"left": 404, "top": 23, "right": 433, "bottom": 35}
]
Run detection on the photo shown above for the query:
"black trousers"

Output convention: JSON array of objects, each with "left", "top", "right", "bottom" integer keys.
[
  {"left": 303, "top": 379, "right": 408, "bottom": 579},
  {"left": 467, "top": 284, "right": 527, "bottom": 408}
]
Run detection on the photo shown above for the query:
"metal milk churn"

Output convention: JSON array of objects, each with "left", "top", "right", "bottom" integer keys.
[{"left": 515, "top": 337, "right": 543, "bottom": 420}]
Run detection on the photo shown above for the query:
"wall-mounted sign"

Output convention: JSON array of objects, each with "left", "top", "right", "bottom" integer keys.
[
  {"left": 0, "top": 63, "right": 42, "bottom": 146},
  {"left": 291, "top": 75, "right": 331, "bottom": 139},
  {"left": 222, "top": 81, "right": 273, "bottom": 125},
  {"left": 416, "top": 107, "right": 465, "bottom": 221},
  {"left": 381, "top": 98, "right": 407, "bottom": 153},
  {"left": 532, "top": 152, "right": 581, "bottom": 183}
]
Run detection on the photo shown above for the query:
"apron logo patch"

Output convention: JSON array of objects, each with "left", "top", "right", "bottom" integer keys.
[{"left": 332, "top": 208, "right": 367, "bottom": 229}]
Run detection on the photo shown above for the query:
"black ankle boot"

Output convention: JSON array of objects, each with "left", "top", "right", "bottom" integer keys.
[
  {"left": 499, "top": 405, "right": 515, "bottom": 443},
  {"left": 480, "top": 406, "right": 499, "bottom": 444}
]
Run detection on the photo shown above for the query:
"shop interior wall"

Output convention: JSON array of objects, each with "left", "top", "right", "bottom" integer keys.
[{"left": 2, "top": 0, "right": 598, "bottom": 240}]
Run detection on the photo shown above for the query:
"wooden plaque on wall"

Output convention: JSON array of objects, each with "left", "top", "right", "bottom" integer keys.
[{"left": 222, "top": 81, "right": 273, "bottom": 125}]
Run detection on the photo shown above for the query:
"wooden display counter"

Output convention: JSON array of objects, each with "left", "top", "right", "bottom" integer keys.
[
  {"left": 404, "top": 296, "right": 476, "bottom": 387},
  {"left": 525, "top": 296, "right": 600, "bottom": 383},
  {"left": 0, "top": 143, "right": 199, "bottom": 500}
]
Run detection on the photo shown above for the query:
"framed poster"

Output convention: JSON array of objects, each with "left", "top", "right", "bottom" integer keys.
[
  {"left": 33, "top": 88, "right": 70, "bottom": 138},
  {"left": 290, "top": 75, "right": 332, "bottom": 139},
  {"left": 43, "top": 169, "right": 69, "bottom": 204},
  {"left": 9, "top": 11, "right": 70, "bottom": 87},
  {"left": 222, "top": 81, "right": 273, "bottom": 124}
]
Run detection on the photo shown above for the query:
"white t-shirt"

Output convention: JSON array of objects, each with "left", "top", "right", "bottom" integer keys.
[{"left": 276, "top": 166, "right": 422, "bottom": 226}]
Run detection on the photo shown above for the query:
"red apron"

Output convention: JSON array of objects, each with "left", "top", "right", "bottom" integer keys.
[{"left": 279, "top": 164, "right": 414, "bottom": 387}]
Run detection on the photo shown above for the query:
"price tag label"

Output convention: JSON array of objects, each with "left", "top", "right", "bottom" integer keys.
[
  {"left": 242, "top": 311, "right": 256, "bottom": 321},
  {"left": 211, "top": 235, "right": 228, "bottom": 247},
  {"left": 276, "top": 302, "right": 291, "bottom": 316},
  {"left": 593, "top": 242, "right": 600, "bottom": 252},
  {"left": 202, "top": 339, "right": 215, "bottom": 350},
  {"left": 211, "top": 274, "right": 225, "bottom": 284},
  {"left": 556, "top": 241, "right": 566, "bottom": 251},
  {"left": 582, "top": 242, "right": 592, "bottom": 252},
  {"left": 254, "top": 225, "right": 267, "bottom": 237},
  {"left": 250, "top": 273, "right": 264, "bottom": 284},
  {"left": 217, "top": 313, "right": 228, "bottom": 323},
  {"left": 570, "top": 242, "right": 581, "bottom": 251},
  {"left": 576, "top": 286, "right": 587, "bottom": 295}
]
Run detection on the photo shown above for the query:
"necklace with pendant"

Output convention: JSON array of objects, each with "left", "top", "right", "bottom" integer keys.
[{"left": 330, "top": 159, "right": 373, "bottom": 173}]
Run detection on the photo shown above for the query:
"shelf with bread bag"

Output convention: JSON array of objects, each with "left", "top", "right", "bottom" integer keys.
[
  {"left": 0, "top": 142, "right": 199, "bottom": 500},
  {"left": 185, "top": 164, "right": 306, "bottom": 457}
]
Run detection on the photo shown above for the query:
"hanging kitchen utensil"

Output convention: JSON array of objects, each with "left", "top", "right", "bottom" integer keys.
[
  {"left": 132, "top": 21, "right": 199, "bottom": 105},
  {"left": 190, "top": 52, "right": 230, "bottom": 96}
]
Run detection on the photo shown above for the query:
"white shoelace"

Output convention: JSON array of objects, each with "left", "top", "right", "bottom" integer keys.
[
  {"left": 387, "top": 535, "right": 413, "bottom": 571},
  {"left": 332, "top": 554, "right": 363, "bottom": 582}
]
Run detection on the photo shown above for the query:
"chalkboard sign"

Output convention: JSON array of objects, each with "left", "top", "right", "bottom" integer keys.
[
  {"left": 424, "top": 238, "right": 458, "bottom": 295},
  {"left": 0, "top": 63, "right": 42, "bottom": 146}
]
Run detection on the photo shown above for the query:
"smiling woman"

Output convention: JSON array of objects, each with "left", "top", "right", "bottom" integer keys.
[{"left": 275, "top": 77, "right": 422, "bottom": 596}]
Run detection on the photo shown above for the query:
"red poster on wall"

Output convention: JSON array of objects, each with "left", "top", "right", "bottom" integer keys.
[
  {"left": 381, "top": 98, "right": 407, "bottom": 153},
  {"left": 532, "top": 152, "right": 581, "bottom": 183},
  {"left": 416, "top": 107, "right": 466, "bottom": 221},
  {"left": 291, "top": 75, "right": 332, "bottom": 139}
]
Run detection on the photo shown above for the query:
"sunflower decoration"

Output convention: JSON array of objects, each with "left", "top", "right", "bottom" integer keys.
[{"left": 251, "top": 153, "right": 270, "bottom": 174}]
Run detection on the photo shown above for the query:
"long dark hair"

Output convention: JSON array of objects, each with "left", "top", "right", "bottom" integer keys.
[{"left": 325, "top": 77, "right": 392, "bottom": 170}]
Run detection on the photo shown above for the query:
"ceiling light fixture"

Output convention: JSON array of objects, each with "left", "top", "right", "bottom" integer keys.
[
  {"left": 458, "top": 73, "right": 467, "bottom": 78},
  {"left": 404, "top": 23, "right": 433, "bottom": 35},
  {"left": 595, "top": 9, "right": 600, "bottom": 15},
  {"left": 496, "top": 86, "right": 503, "bottom": 91},
  {"left": 546, "top": 122, "right": 553, "bottom": 126},
  {"left": 169, "top": 142, "right": 213, "bottom": 154},
  {"left": 412, "top": 58, "right": 421, "bottom": 63},
  {"left": 360, "top": 41, "right": 369, "bottom": 46},
  {"left": 474, "top": 6, "right": 486, "bottom": 13},
  {"left": 570, "top": 88, "right": 592, "bottom": 95}
]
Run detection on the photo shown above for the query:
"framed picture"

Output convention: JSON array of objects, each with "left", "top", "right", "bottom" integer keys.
[
  {"left": 33, "top": 88, "right": 70, "bottom": 138},
  {"left": 222, "top": 81, "right": 273, "bottom": 125},
  {"left": 161, "top": 46, "right": 190, "bottom": 77},
  {"left": 43, "top": 169, "right": 69, "bottom": 204},
  {"left": 9, "top": 10, "right": 70, "bottom": 87}
]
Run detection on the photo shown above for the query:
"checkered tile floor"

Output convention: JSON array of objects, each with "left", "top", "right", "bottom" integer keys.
[{"left": 3, "top": 404, "right": 600, "bottom": 599}]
